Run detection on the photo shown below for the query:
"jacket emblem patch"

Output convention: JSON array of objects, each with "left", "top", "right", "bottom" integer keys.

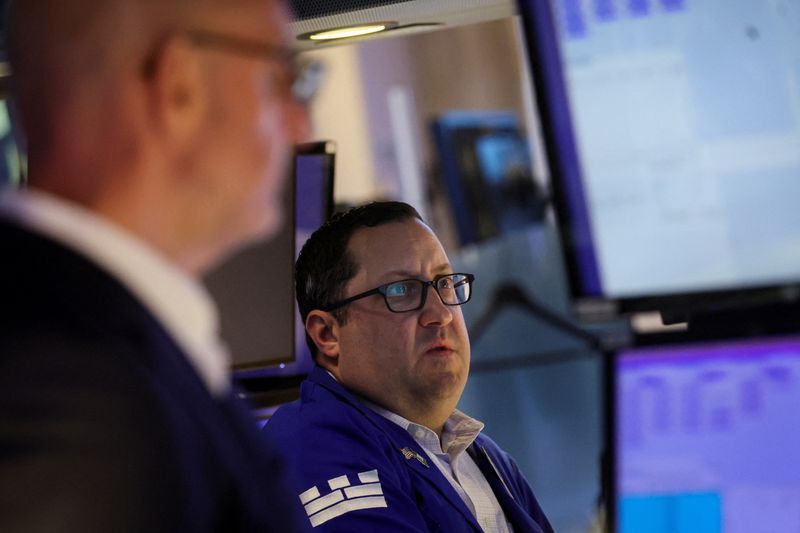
[{"left": 298, "top": 469, "right": 387, "bottom": 527}]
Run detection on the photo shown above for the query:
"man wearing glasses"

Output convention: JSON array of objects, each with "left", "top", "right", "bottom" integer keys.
[
  {"left": 0, "top": 0, "right": 315, "bottom": 531},
  {"left": 264, "top": 201, "right": 553, "bottom": 532}
]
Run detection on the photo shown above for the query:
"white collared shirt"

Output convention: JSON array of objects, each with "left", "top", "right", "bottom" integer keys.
[
  {"left": 365, "top": 401, "right": 514, "bottom": 533},
  {"left": 0, "top": 187, "right": 230, "bottom": 396}
]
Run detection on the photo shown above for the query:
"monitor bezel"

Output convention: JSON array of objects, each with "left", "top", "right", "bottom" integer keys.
[{"left": 516, "top": 0, "right": 800, "bottom": 319}]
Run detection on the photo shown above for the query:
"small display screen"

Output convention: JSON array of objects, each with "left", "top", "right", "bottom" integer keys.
[{"left": 290, "top": 151, "right": 334, "bottom": 374}]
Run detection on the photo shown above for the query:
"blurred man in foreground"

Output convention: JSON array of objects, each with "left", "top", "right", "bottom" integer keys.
[
  {"left": 265, "top": 201, "right": 554, "bottom": 532},
  {"left": 0, "top": 0, "right": 311, "bottom": 530}
]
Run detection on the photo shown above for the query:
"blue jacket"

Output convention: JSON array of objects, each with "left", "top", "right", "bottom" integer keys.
[{"left": 264, "top": 365, "right": 554, "bottom": 532}]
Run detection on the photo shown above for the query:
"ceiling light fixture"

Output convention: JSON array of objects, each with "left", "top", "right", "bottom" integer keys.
[{"left": 300, "top": 22, "right": 398, "bottom": 42}]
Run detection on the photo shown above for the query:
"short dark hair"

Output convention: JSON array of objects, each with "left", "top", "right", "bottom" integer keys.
[{"left": 295, "top": 201, "right": 423, "bottom": 358}]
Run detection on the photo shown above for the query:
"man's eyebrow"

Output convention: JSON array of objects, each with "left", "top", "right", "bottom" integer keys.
[
  {"left": 432, "top": 263, "right": 454, "bottom": 275},
  {"left": 378, "top": 270, "right": 417, "bottom": 282},
  {"left": 378, "top": 264, "right": 453, "bottom": 282}
]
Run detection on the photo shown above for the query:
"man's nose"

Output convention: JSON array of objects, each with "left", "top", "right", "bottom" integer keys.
[{"left": 419, "top": 285, "right": 454, "bottom": 327}]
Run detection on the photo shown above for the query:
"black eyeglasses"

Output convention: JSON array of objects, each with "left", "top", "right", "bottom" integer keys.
[
  {"left": 322, "top": 273, "right": 475, "bottom": 313},
  {"left": 185, "top": 29, "right": 323, "bottom": 105}
]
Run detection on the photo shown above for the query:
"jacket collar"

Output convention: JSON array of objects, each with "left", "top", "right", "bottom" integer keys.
[
  {"left": 468, "top": 441, "right": 548, "bottom": 533},
  {"left": 305, "top": 366, "right": 484, "bottom": 532}
]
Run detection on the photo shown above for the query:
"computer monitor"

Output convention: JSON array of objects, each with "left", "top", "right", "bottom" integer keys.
[
  {"left": 0, "top": 98, "right": 25, "bottom": 186},
  {"left": 517, "top": 0, "right": 800, "bottom": 314},
  {"left": 612, "top": 334, "right": 800, "bottom": 532},
  {"left": 431, "top": 110, "right": 546, "bottom": 247},
  {"left": 204, "top": 142, "right": 334, "bottom": 386}
]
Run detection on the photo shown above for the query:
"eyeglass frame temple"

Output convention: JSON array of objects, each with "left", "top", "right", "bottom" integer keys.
[
  {"left": 186, "top": 29, "right": 296, "bottom": 61},
  {"left": 184, "top": 29, "right": 322, "bottom": 104}
]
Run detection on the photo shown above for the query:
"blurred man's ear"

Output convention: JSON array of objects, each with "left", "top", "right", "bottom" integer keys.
[
  {"left": 305, "top": 310, "right": 341, "bottom": 369},
  {"left": 144, "top": 34, "right": 206, "bottom": 143}
]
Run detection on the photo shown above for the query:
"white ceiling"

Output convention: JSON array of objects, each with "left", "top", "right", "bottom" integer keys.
[{"left": 289, "top": 0, "right": 517, "bottom": 51}]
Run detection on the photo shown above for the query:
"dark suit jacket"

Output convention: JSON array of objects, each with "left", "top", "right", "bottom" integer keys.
[{"left": 0, "top": 219, "right": 308, "bottom": 532}]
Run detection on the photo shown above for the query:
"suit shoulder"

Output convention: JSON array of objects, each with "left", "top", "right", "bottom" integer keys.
[
  {"left": 265, "top": 382, "right": 390, "bottom": 452},
  {"left": 264, "top": 382, "right": 411, "bottom": 487}
]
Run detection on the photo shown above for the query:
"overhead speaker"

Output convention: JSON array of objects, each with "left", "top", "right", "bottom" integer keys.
[{"left": 290, "top": 0, "right": 412, "bottom": 21}]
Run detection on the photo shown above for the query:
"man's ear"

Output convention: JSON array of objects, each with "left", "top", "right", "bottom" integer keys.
[
  {"left": 305, "top": 310, "right": 341, "bottom": 368},
  {"left": 144, "top": 34, "right": 206, "bottom": 144}
]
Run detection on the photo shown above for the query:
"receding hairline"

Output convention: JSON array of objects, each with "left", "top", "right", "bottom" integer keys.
[
  {"left": 6, "top": 0, "right": 289, "bottom": 135},
  {"left": 342, "top": 216, "right": 436, "bottom": 275}
]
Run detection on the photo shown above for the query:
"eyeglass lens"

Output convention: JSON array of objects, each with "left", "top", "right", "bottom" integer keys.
[{"left": 383, "top": 274, "right": 472, "bottom": 312}]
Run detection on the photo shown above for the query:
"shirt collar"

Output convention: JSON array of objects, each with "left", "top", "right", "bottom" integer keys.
[
  {"left": 362, "top": 398, "right": 485, "bottom": 460},
  {"left": 0, "top": 187, "right": 230, "bottom": 396}
]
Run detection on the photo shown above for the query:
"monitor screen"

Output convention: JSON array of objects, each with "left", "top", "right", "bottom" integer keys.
[
  {"left": 0, "top": 98, "right": 25, "bottom": 187},
  {"left": 286, "top": 142, "right": 336, "bottom": 378},
  {"left": 614, "top": 335, "right": 800, "bottom": 533},
  {"left": 518, "top": 0, "right": 800, "bottom": 309},
  {"left": 431, "top": 110, "right": 546, "bottom": 247},
  {"left": 203, "top": 142, "right": 334, "bottom": 375}
]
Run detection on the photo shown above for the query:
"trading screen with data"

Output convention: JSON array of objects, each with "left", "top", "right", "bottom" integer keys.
[
  {"left": 537, "top": 0, "right": 800, "bottom": 299},
  {"left": 615, "top": 336, "right": 800, "bottom": 533}
]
